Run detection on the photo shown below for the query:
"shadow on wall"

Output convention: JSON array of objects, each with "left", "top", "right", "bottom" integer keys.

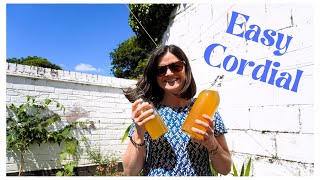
[
  {"left": 7, "top": 143, "right": 63, "bottom": 173},
  {"left": 7, "top": 138, "right": 91, "bottom": 174}
]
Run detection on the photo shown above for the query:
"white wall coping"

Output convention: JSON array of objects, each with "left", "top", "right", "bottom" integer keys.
[{"left": 6, "top": 63, "right": 137, "bottom": 88}]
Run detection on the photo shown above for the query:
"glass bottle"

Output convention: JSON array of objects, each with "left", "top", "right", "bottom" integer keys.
[
  {"left": 124, "top": 86, "right": 168, "bottom": 140},
  {"left": 181, "top": 75, "right": 224, "bottom": 140}
]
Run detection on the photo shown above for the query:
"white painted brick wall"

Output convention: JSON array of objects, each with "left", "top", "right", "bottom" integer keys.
[
  {"left": 300, "top": 105, "right": 314, "bottom": 134},
  {"left": 250, "top": 106, "right": 300, "bottom": 132},
  {"left": 276, "top": 133, "right": 314, "bottom": 163},
  {"left": 163, "top": 2, "right": 314, "bottom": 176},
  {"left": 228, "top": 130, "right": 276, "bottom": 157},
  {"left": 219, "top": 107, "right": 250, "bottom": 130},
  {"left": 6, "top": 63, "right": 136, "bottom": 173}
]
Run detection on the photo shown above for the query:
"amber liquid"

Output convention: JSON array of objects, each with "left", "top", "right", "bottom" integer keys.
[
  {"left": 144, "top": 111, "right": 168, "bottom": 140},
  {"left": 182, "top": 90, "right": 220, "bottom": 140}
]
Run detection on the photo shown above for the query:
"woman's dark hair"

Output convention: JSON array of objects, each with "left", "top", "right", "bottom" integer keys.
[{"left": 124, "top": 44, "right": 196, "bottom": 103}]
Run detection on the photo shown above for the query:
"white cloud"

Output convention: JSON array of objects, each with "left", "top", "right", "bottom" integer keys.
[{"left": 74, "top": 63, "right": 97, "bottom": 71}]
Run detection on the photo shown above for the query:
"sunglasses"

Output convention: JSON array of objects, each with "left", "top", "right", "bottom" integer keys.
[{"left": 156, "top": 61, "right": 185, "bottom": 77}]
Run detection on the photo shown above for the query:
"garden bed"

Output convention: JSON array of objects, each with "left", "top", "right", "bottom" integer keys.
[{"left": 7, "top": 162, "right": 124, "bottom": 176}]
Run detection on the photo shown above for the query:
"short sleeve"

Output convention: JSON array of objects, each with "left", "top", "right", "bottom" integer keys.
[{"left": 213, "top": 111, "right": 228, "bottom": 136}]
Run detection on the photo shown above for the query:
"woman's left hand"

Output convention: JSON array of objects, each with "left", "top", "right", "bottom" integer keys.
[{"left": 190, "top": 114, "right": 218, "bottom": 150}]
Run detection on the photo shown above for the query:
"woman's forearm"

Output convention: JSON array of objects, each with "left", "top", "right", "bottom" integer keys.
[
  {"left": 122, "top": 131, "right": 146, "bottom": 175},
  {"left": 209, "top": 144, "right": 232, "bottom": 175},
  {"left": 207, "top": 135, "right": 232, "bottom": 175}
]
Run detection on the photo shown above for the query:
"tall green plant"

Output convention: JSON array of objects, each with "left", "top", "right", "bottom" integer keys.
[
  {"left": 210, "top": 157, "right": 252, "bottom": 176},
  {"left": 232, "top": 157, "right": 252, "bottom": 176},
  {"left": 6, "top": 96, "right": 92, "bottom": 176}
]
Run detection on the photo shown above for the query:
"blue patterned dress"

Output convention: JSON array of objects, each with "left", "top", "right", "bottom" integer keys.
[{"left": 128, "top": 98, "right": 228, "bottom": 176}]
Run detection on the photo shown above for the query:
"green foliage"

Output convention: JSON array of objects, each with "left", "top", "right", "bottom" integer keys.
[
  {"left": 110, "top": 4, "right": 177, "bottom": 79},
  {"left": 56, "top": 161, "right": 78, "bottom": 176},
  {"left": 7, "top": 56, "right": 62, "bottom": 70},
  {"left": 110, "top": 36, "right": 149, "bottom": 79},
  {"left": 7, "top": 96, "right": 64, "bottom": 153},
  {"left": 87, "top": 147, "right": 107, "bottom": 166},
  {"left": 129, "top": 4, "right": 177, "bottom": 51},
  {"left": 232, "top": 157, "right": 252, "bottom": 176},
  {"left": 6, "top": 96, "right": 92, "bottom": 176},
  {"left": 121, "top": 124, "right": 132, "bottom": 143},
  {"left": 86, "top": 148, "right": 120, "bottom": 176},
  {"left": 210, "top": 157, "right": 252, "bottom": 176}
]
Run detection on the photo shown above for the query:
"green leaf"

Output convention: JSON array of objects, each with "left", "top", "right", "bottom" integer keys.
[
  {"left": 40, "top": 116, "right": 55, "bottom": 126},
  {"left": 44, "top": 99, "right": 52, "bottom": 105},
  {"left": 121, "top": 124, "right": 132, "bottom": 143},
  {"left": 81, "top": 136, "right": 87, "bottom": 142},
  {"left": 53, "top": 135, "right": 58, "bottom": 143},
  {"left": 58, "top": 151, "right": 68, "bottom": 164},
  {"left": 240, "top": 163, "right": 245, "bottom": 176},
  {"left": 66, "top": 142, "right": 77, "bottom": 154},
  {"left": 61, "top": 127, "right": 70, "bottom": 137},
  {"left": 245, "top": 157, "right": 252, "bottom": 176},
  {"left": 65, "top": 163, "right": 74, "bottom": 173},
  {"left": 232, "top": 162, "right": 238, "bottom": 176},
  {"left": 56, "top": 171, "right": 63, "bottom": 176},
  {"left": 27, "top": 96, "right": 34, "bottom": 102}
]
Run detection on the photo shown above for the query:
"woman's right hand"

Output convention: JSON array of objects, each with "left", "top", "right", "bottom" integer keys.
[{"left": 131, "top": 98, "right": 155, "bottom": 136}]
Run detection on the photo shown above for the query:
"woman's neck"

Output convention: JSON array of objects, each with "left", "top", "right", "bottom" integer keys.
[{"left": 160, "top": 92, "right": 191, "bottom": 108}]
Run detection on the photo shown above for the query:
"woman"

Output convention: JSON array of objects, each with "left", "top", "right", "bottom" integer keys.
[{"left": 122, "top": 44, "right": 232, "bottom": 176}]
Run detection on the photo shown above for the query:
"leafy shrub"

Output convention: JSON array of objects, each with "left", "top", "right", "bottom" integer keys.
[
  {"left": 6, "top": 96, "right": 92, "bottom": 176},
  {"left": 86, "top": 147, "right": 120, "bottom": 176}
]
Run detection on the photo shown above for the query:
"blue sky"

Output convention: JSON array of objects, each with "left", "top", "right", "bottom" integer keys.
[{"left": 6, "top": 4, "right": 135, "bottom": 77}]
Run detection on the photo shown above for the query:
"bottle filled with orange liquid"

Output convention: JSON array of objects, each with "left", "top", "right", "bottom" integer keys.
[
  {"left": 124, "top": 86, "right": 168, "bottom": 140},
  {"left": 136, "top": 91, "right": 168, "bottom": 140},
  {"left": 143, "top": 108, "right": 168, "bottom": 140},
  {"left": 181, "top": 75, "right": 224, "bottom": 140}
]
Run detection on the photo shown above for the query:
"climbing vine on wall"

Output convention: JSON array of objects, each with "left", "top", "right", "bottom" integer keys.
[{"left": 6, "top": 96, "right": 93, "bottom": 176}]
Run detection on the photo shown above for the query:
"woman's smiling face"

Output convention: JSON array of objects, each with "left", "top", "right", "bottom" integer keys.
[{"left": 156, "top": 52, "right": 186, "bottom": 95}]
